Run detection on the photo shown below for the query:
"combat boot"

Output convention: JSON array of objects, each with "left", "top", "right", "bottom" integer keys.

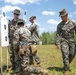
[
  {"left": 63, "top": 70, "right": 70, "bottom": 75},
  {"left": 41, "top": 69, "right": 48, "bottom": 75}
]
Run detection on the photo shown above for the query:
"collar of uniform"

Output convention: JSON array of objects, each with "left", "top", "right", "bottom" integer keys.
[
  {"left": 31, "top": 23, "right": 35, "bottom": 25},
  {"left": 63, "top": 19, "right": 70, "bottom": 24},
  {"left": 32, "top": 22, "right": 37, "bottom": 25},
  {"left": 65, "top": 20, "right": 69, "bottom": 24},
  {"left": 13, "top": 18, "right": 19, "bottom": 22}
]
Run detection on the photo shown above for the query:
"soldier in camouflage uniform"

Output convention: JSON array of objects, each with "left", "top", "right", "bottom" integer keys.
[
  {"left": 55, "top": 9, "right": 76, "bottom": 74},
  {"left": 13, "top": 19, "right": 48, "bottom": 75},
  {"left": 29, "top": 16, "right": 41, "bottom": 66},
  {"left": 8, "top": 9, "right": 20, "bottom": 70}
]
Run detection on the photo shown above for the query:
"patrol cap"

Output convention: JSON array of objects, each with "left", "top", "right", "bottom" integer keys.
[
  {"left": 59, "top": 9, "right": 68, "bottom": 17},
  {"left": 17, "top": 19, "right": 25, "bottom": 25},
  {"left": 29, "top": 16, "right": 36, "bottom": 21},
  {"left": 13, "top": 9, "right": 20, "bottom": 15}
]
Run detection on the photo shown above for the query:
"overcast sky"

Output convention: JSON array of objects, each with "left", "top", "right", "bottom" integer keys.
[{"left": 0, "top": 0, "right": 76, "bottom": 34}]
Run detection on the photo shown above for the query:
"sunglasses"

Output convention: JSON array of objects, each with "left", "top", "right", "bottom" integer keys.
[
  {"left": 14, "top": 13, "right": 19, "bottom": 16},
  {"left": 18, "top": 22, "right": 24, "bottom": 25}
]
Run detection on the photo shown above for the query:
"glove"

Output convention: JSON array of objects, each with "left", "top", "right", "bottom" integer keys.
[
  {"left": 18, "top": 46, "right": 25, "bottom": 56},
  {"left": 30, "top": 45, "right": 37, "bottom": 54},
  {"left": 34, "top": 63, "right": 41, "bottom": 67}
]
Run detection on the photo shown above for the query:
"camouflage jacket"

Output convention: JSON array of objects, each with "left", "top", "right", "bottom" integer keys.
[
  {"left": 13, "top": 26, "right": 32, "bottom": 46},
  {"left": 55, "top": 19, "right": 76, "bottom": 44},
  {"left": 8, "top": 19, "right": 19, "bottom": 40},
  {"left": 29, "top": 23, "right": 40, "bottom": 43},
  {"left": 13, "top": 27, "right": 42, "bottom": 74}
]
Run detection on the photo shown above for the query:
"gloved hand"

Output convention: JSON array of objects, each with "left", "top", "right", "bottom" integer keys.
[
  {"left": 18, "top": 46, "right": 25, "bottom": 56},
  {"left": 30, "top": 45, "right": 37, "bottom": 54},
  {"left": 34, "top": 63, "right": 41, "bottom": 67}
]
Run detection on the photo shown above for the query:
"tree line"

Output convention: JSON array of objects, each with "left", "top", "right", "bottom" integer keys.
[
  {"left": 40, "top": 32, "right": 76, "bottom": 45},
  {"left": 40, "top": 32, "right": 56, "bottom": 45}
]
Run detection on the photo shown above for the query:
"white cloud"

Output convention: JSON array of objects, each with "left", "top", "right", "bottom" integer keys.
[
  {"left": 73, "top": 0, "right": 76, "bottom": 4},
  {"left": 0, "top": 5, "right": 21, "bottom": 13},
  {"left": 4, "top": 0, "right": 41, "bottom": 5},
  {"left": 48, "top": 19, "right": 59, "bottom": 31},
  {"left": 42, "top": 11, "right": 56, "bottom": 16},
  {"left": 47, "top": 19, "right": 59, "bottom": 25}
]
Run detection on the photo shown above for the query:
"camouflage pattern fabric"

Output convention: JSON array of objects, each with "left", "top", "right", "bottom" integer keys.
[
  {"left": 13, "top": 26, "right": 48, "bottom": 75},
  {"left": 55, "top": 19, "right": 76, "bottom": 71},
  {"left": 29, "top": 23, "right": 40, "bottom": 43},
  {"left": 29, "top": 23, "right": 41, "bottom": 65},
  {"left": 8, "top": 19, "right": 19, "bottom": 69}
]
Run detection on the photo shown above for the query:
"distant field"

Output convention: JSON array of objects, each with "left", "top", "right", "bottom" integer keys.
[{"left": 0, "top": 45, "right": 76, "bottom": 75}]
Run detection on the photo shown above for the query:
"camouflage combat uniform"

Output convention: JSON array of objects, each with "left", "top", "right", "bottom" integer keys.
[
  {"left": 29, "top": 22, "right": 39, "bottom": 43},
  {"left": 55, "top": 19, "right": 76, "bottom": 71},
  {"left": 8, "top": 9, "right": 21, "bottom": 69},
  {"left": 13, "top": 19, "right": 48, "bottom": 75},
  {"left": 9, "top": 19, "right": 19, "bottom": 69},
  {"left": 29, "top": 16, "right": 40, "bottom": 65}
]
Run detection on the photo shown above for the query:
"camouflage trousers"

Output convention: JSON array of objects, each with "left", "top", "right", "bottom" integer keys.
[
  {"left": 16, "top": 47, "right": 42, "bottom": 75},
  {"left": 29, "top": 44, "right": 41, "bottom": 65},
  {"left": 21, "top": 55, "right": 42, "bottom": 75},
  {"left": 61, "top": 41, "right": 75, "bottom": 71},
  {"left": 29, "top": 52, "right": 41, "bottom": 65},
  {"left": 8, "top": 44, "right": 16, "bottom": 69}
]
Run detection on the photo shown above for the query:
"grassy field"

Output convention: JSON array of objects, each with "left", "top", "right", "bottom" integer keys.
[{"left": 0, "top": 45, "right": 76, "bottom": 75}]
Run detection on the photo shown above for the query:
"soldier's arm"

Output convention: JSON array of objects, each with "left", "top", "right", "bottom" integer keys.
[
  {"left": 73, "top": 21, "right": 76, "bottom": 44},
  {"left": 13, "top": 30, "right": 19, "bottom": 50},
  {"left": 8, "top": 20, "right": 12, "bottom": 41},
  {"left": 55, "top": 24, "right": 61, "bottom": 45},
  {"left": 29, "top": 24, "right": 36, "bottom": 32},
  {"left": 35, "top": 25, "right": 40, "bottom": 38},
  {"left": 73, "top": 21, "right": 76, "bottom": 32}
]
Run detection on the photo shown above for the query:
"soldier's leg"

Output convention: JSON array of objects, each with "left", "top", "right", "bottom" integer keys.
[
  {"left": 21, "top": 57, "right": 48, "bottom": 75},
  {"left": 30, "top": 45, "right": 41, "bottom": 64},
  {"left": 26, "top": 45, "right": 33, "bottom": 65},
  {"left": 24, "top": 65, "right": 48, "bottom": 75},
  {"left": 29, "top": 56, "right": 34, "bottom": 65},
  {"left": 14, "top": 51, "right": 22, "bottom": 73},
  {"left": 8, "top": 44, "right": 12, "bottom": 55},
  {"left": 12, "top": 47, "right": 16, "bottom": 69},
  {"left": 61, "top": 41, "right": 70, "bottom": 71},
  {"left": 69, "top": 42, "right": 75, "bottom": 64},
  {"left": 8, "top": 44, "right": 13, "bottom": 63},
  {"left": 33, "top": 52, "right": 41, "bottom": 64},
  {"left": 20, "top": 47, "right": 48, "bottom": 75},
  {"left": 8, "top": 44, "right": 16, "bottom": 69}
]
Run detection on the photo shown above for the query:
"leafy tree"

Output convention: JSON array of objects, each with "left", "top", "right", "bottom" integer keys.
[{"left": 40, "top": 32, "right": 56, "bottom": 44}]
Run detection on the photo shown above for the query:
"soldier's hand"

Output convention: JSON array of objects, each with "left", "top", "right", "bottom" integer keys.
[
  {"left": 56, "top": 44, "right": 60, "bottom": 49},
  {"left": 34, "top": 63, "right": 41, "bottom": 67}
]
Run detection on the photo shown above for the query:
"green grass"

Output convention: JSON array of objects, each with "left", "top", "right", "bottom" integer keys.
[{"left": 0, "top": 45, "right": 76, "bottom": 75}]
